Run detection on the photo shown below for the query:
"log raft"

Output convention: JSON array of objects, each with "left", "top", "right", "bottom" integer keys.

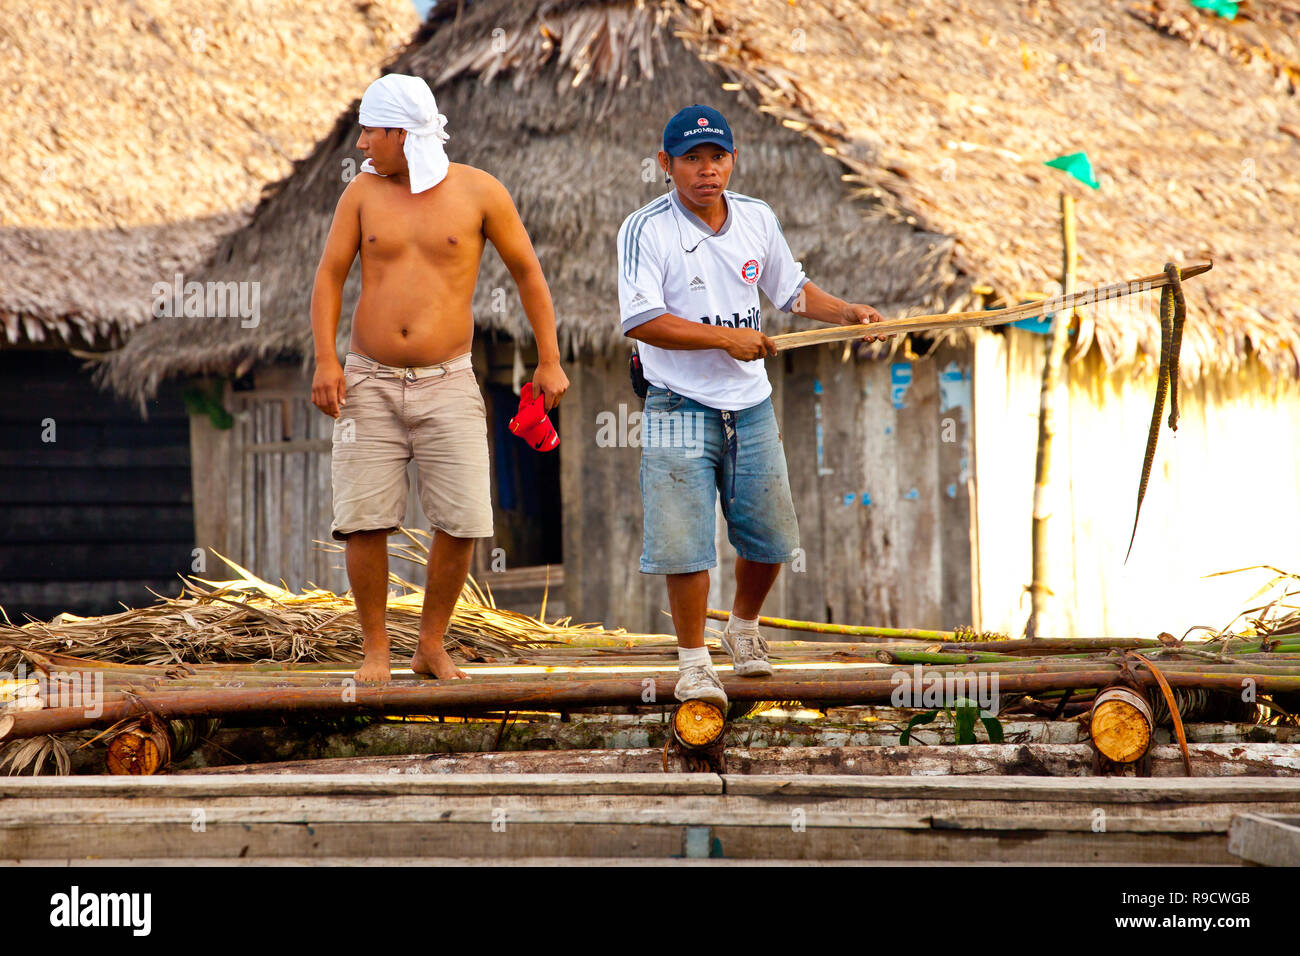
[{"left": 6, "top": 667, "right": 1300, "bottom": 742}]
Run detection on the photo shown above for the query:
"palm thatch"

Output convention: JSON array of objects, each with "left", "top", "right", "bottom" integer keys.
[
  {"left": 674, "top": 0, "right": 1300, "bottom": 382},
  {"left": 99, "top": 0, "right": 1300, "bottom": 405},
  {"left": 1134, "top": 0, "right": 1300, "bottom": 91},
  {"left": 0, "top": 0, "right": 418, "bottom": 348}
]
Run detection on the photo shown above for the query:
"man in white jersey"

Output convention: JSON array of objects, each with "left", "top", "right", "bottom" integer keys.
[{"left": 617, "top": 104, "right": 891, "bottom": 709}]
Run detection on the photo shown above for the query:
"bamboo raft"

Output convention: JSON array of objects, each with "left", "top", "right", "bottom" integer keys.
[
  {"left": 1, "top": 551, "right": 1298, "bottom": 863},
  {"left": 1, "top": 549, "right": 1297, "bottom": 788}
]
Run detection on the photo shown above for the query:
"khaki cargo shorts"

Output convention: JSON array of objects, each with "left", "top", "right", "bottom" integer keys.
[{"left": 330, "top": 351, "right": 494, "bottom": 540}]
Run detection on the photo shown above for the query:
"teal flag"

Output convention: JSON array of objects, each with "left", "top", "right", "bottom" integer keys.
[
  {"left": 1191, "top": 0, "right": 1238, "bottom": 19},
  {"left": 1044, "top": 151, "right": 1099, "bottom": 190}
]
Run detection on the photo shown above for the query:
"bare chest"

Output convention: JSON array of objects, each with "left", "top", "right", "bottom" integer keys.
[{"left": 359, "top": 187, "right": 485, "bottom": 264}]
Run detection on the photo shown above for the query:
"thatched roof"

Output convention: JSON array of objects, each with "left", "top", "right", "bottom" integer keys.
[
  {"left": 674, "top": 0, "right": 1300, "bottom": 382},
  {"left": 102, "top": 0, "right": 1300, "bottom": 404},
  {"left": 0, "top": 0, "right": 418, "bottom": 348}
]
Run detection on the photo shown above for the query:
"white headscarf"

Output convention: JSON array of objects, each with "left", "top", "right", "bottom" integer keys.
[{"left": 357, "top": 73, "right": 450, "bottom": 193}]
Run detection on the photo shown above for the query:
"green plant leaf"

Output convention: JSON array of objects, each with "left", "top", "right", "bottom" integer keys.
[
  {"left": 900, "top": 709, "right": 939, "bottom": 745},
  {"left": 182, "top": 380, "right": 234, "bottom": 431},
  {"left": 981, "top": 716, "right": 1005, "bottom": 744},
  {"left": 953, "top": 704, "right": 977, "bottom": 745}
]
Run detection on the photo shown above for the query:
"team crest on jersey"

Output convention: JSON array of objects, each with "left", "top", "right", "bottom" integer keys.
[{"left": 740, "top": 259, "right": 760, "bottom": 285}]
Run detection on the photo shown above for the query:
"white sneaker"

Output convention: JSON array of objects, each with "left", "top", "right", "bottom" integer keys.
[
  {"left": 720, "top": 626, "right": 774, "bottom": 677},
  {"left": 674, "top": 663, "right": 728, "bottom": 709}
]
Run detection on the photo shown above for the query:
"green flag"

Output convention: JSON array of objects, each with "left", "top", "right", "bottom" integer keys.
[
  {"left": 1190, "top": 0, "right": 1238, "bottom": 20},
  {"left": 1044, "top": 151, "right": 1099, "bottom": 190}
]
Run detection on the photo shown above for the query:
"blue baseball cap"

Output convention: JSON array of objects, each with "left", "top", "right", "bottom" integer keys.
[{"left": 663, "top": 105, "right": 734, "bottom": 157}]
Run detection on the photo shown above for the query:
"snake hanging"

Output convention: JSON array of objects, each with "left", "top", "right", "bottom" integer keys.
[{"left": 1125, "top": 262, "right": 1185, "bottom": 563}]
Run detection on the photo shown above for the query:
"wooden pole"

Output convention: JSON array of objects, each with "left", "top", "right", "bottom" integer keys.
[
  {"left": 769, "top": 261, "right": 1211, "bottom": 352},
  {"left": 1026, "top": 191, "right": 1078, "bottom": 639},
  {"left": 704, "top": 608, "right": 964, "bottom": 641},
  {"left": 5, "top": 669, "right": 1300, "bottom": 741}
]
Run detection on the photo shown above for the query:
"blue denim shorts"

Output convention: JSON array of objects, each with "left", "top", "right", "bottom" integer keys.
[{"left": 639, "top": 386, "right": 800, "bottom": 574}]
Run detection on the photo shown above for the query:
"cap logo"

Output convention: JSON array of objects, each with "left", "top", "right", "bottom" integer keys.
[{"left": 697, "top": 117, "right": 709, "bottom": 126}]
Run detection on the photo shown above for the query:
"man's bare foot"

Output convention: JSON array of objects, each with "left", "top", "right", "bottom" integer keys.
[
  {"left": 354, "top": 657, "right": 391, "bottom": 682},
  {"left": 411, "top": 645, "right": 468, "bottom": 680}
]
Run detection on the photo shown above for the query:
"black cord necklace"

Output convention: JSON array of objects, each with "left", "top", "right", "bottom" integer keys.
[{"left": 671, "top": 193, "right": 727, "bottom": 254}]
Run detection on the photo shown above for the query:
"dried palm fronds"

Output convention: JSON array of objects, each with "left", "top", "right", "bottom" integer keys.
[
  {"left": 0, "top": 733, "right": 70, "bottom": 776},
  {"left": 1202, "top": 565, "right": 1300, "bottom": 640},
  {"left": 0, "top": 534, "right": 666, "bottom": 672}
]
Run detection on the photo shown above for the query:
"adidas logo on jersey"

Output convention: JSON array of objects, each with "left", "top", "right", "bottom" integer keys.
[
  {"left": 689, "top": 275, "right": 706, "bottom": 292},
  {"left": 630, "top": 291, "right": 648, "bottom": 305}
]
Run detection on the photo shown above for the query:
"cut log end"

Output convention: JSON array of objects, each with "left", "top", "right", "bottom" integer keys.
[
  {"left": 106, "top": 715, "right": 172, "bottom": 775},
  {"left": 672, "top": 700, "right": 726, "bottom": 750},
  {"left": 1090, "top": 687, "right": 1154, "bottom": 764}
]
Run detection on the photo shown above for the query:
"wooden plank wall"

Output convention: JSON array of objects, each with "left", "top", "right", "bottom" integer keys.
[
  {"left": 0, "top": 350, "right": 193, "bottom": 620},
  {"left": 194, "top": 353, "right": 559, "bottom": 612},
  {"left": 564, "top": 348, "right": 975, "bottom": 634},
  {"left": 559, "top": 353, "right": 671, "bottom": 633},
  {"left": 191, "top": 364, "right": 352, "bottom": 595},
  {"left": 770, "top": 344, "right": 974, "bottom": 631},
  {"left": 197, "top": 350, "right": 980, "bottom": 637},
  {"left": 972, "top": 327, "right": 1300, "bottom": 639}
]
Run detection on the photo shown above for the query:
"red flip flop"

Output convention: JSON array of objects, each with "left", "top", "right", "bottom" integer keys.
[{"left": 508, "top": 382, "right": 559, "bottom": 452}]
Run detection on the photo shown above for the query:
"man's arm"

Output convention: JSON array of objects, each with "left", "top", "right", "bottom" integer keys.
[
  {"left": 626, "top": 314, "right": 776, "bottom": 361},
  {"left": 481, "top": 173, "right": 569, "bottom": 410},
  {"left": 310, "top": 180, "right": 363, "bottom": 418},
  {"left": 756, "top": 203, "right": 891, "bottom": 344},
  {"left": 791, "top": 281, "right": 891, "bottom": 344}
]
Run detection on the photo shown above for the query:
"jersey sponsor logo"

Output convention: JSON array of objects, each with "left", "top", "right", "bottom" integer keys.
[
  {"left": 740, "top": 259, "right": 760, "bottom": 285},
  {"left": 699, "top": 305, "right": 761, "bottom": 330},
  {"left": 689, "top": 275, "right": 706, "bottom": 292}
]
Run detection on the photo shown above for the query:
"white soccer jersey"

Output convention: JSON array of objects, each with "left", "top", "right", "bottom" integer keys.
[{"left": 616, "top": 188, "right": 808, "bottom": 410}]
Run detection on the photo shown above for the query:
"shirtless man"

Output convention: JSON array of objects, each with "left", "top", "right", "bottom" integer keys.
[{"left": 310, "top": 74, "right": 568, "bottom": 682}]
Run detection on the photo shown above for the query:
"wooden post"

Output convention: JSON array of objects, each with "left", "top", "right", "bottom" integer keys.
[{"left": 1025, "top": 192, "right": 1077, "bottom": 639}]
